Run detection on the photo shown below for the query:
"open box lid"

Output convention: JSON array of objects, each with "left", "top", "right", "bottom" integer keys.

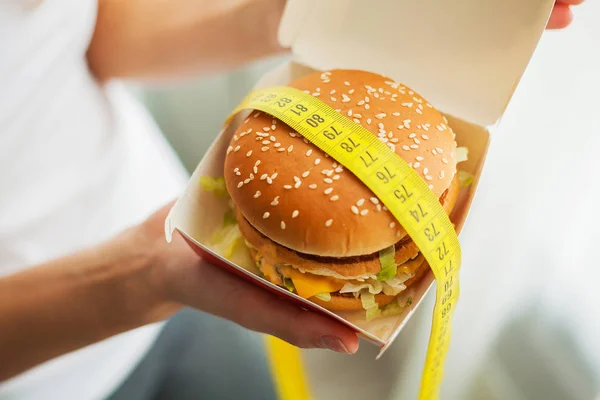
[{"left": 278, "top": 0, "right": 554, "bottom": 127}]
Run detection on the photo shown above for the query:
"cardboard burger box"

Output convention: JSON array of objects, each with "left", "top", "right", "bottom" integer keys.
[{"left": 165, "top": 0, "right": 556, "bottom": 357}]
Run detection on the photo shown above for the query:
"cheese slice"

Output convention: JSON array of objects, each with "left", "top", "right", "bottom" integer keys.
[{"left": 281, "top": 266, "right": 345, "bottom": 299}]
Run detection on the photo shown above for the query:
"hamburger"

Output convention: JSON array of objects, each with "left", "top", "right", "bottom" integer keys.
[{"left": 222, "top": 69, "right": 462, "bottom": 318}]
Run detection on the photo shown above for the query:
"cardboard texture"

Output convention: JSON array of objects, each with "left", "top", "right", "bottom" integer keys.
[{"left": 166, "top": 0, "right": 555, "bottom": 355}]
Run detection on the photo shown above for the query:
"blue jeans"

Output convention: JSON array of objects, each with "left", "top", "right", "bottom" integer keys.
[{"left": 106, "top": 308, "right": 277, "bottom": 400}]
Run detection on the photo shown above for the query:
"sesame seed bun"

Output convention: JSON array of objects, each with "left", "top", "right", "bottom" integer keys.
[{"left": 224, "top": 69, "right": 458, "bottom": 258}]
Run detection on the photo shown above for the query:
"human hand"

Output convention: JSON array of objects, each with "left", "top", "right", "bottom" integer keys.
[
  {"left": 134, "top": 202, "right": 359, "bottom": 354},
  {"left": 547, "top": 0, "right": 584, "bottom": 29}
]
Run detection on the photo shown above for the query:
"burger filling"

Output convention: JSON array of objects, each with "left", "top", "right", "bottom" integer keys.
[{"left": 245, "top": 239, "right": 424, "bottom": 301}]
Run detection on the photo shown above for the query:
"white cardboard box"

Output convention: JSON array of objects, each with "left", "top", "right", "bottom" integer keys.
[{"left": 166, "top": 0, "right": 555, "bottom": 357}]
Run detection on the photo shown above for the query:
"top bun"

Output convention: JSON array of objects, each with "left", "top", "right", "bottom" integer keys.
[{"left": 224, "top": 69, "right": 457, "bottom": 257}]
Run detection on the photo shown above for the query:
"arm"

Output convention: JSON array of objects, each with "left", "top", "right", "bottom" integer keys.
[
  {"left": 0, "top": 203, "right": 358, "bottom": 382},
  {"left": 87, "top": 0, "right": 288, "bottom": 81}
]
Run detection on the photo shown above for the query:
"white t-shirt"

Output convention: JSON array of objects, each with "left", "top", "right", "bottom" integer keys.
[{"left": 0, "top": 1, "right": 189, "bottom": 399}]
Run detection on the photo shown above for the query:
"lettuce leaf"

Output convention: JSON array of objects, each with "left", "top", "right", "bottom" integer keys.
[
  {"left": 361, "top": 291, "right": 381, "bottom": 321},
  {"left": 199, "top": 176, "right": 228, "bottom": 197},
  {"left": 314, "top": 293, "right": 331, "bottom": 301},
  {"left": 456, "top": 147, "right": 468, "bottom": 164},
  {"left": 458, "top": 170, "right": 474, "bottom": 188},
  {"left": 376, "top": 245, "right": 397, "bottom": 281},
  {"left": 209, "top": 224, "right": 243, "bottom": 260}
]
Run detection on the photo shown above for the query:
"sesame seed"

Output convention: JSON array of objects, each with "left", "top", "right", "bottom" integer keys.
[
  {"left": 414, "top": 138, "right": 421, "bottom": 144},
  {"left": 383, "top": 206, "right": 388, "bottom": 211},
  {"left": 436, "top": 147, "right": 443, "bottom": 153},
  {"left": 324, "top": 178, "right": 333, "bottom": 184},
  {"left": 314, "top": 158, "right": 321, "bottom": 166},
  {"left": 402, "top": 145, "right": 410, "bottom": 151},
  {"left": 271, "top": 124, "right": 276, "bottom": 130},
  {"left": 370, "top": 197, "right": 379, "bottom": 204},
  {"left": 330, "top": 89, "right": 336, "bottom": 94},
  {"left": 227, "top": 146, "right": 233, "bottom": 154},
  {"left": 360, "top": 209, "right": 369, "bottom": 216},
  {"left": 235, "top": 171, "right": 241, "bottom": 176},
  {"left": 324, "top": 187, "right": 333, "bottom": 195},
  {"left": 306, "top": 149, "right": 313, "bottom": 157},
  {"left": 325, "top": 219, "right": 333, "bottom": 227},
  {"left": 416, "top": 109, "right": 423, "bottom": 114},
  {"left": 263, "top": 127, "right": 270, "bottom": 132},
  {"left": 234, "top": 146, "right": 241, "bottom": 152},
  {"left": 342, "top": 94, "right": 350, "bottom": 103},
  {"left": 292, "top": 210, "right": 299, "bottom": 218},
  {"left": 426, "top": 175, "right": 432, "bottom": 181},
  {"left": 367, "top": 118, "right": 372, "bottom": 124},
  {"left": 309, "top": 184, "right": 317, "bottom": 189},
  {"left": 260, "top": 174, "right": 268, "bottom": 180},
  {"left": 409, "top": 133, "right": 416, "bottom": 138},
  {"left": 269, "top": 136, "right": 276, "bottom": 142},
  {"left": 253, "top": 112, "right": 260, "bottom": 118},
  {"left": 330, "top": 97, "right": 337, "bottom": 102},
  {"left": 423, "top": 168, "right": 429, "bottom": 174},
  {"left": 404, "top": 119, "right": 411, "bottom": 128},
  {"left": 378, "top": 123, "right": 385, "bottom": 130},
  {"left": 376, "top": 204, "right": 382, "bottom": 211},
  {"left": 352, "top": 118, "right": 360, "bottom": 123},
  {"left": 262, "top": 140, "right": 270, "bottom": 145},
  {"left": 237, "top": 182, "right": 243, "bottom": 188},
  {"left": 374, "top": 93, "right": 380, "bottom": 98},
  {"left": 389, "top": 222, "right": 396, "bottom": 228},
  {"left": 294, "top": 176, "right": 300, "bottom": 183},
  {"left": 344, "top": 81, "right": 351, "bottom": 86},
  {"left": 233, "top": 135, "right": 239, "bottom": 142},
  {"left": 277, "top": 148, "right": 285, "bottom": 152},
  {"left": 281, "top": 221, "right": 286, "bottom": 229},
  {"left": 429, "top": 184, "right": 434, "bottom": 190},
  {"left": 376, "top": 113, "right": 387, "bottom": 119},
  {"left": 271, "top": 196, "right": 279, "bottom": 206},
  {"left": 302, "top": 171, "right": 310, "bottom": 178},
  {"left": 357, "top": 198, "right": 365, "bottom": 206},
  {"left": 401, "top": 102, "right": 413, "bottom": 108},
  {"left": 422, "top": 125, "right": 429, "bottom": 131},
  {"left": 287, "top": 145, "right": 293, "bottom": 153},
  {"left": 416, "top": 156, "right": 424, "bottom": 161},
  {"left": 349, "top": 89, "right": 355, "bottom": 94},
  {"left": 347, "top": 110, "right": 353, "bottom": 117},
  {"left": 335, "top": 166, "right": 343, "bottom": 173},
  {"left": 330, "top": 195, "right": 339, "bottom": 201},
  {"left": 253, "top": 191, "right": 261, "bottom": 198},
  {"left": 365, "top": 104, "right": 370, "bottom": 110},
  {"left": 263, "top": 212, "right": 270, "bottom": 219},
  {"left": 246, "top": 150, "right": 253, "bottom": 157},
  {"left": 253, "top": 166, "right": 258, "bottom": 174},
  {"left": 261, "top": 146, "right": 269, "bottom": 152},
  {"left": 410, "top": 144, "right": 419, "bottom": 149},
  {"left": 391, "top": 138, "right": 399, "bottom": 143},
  {"left": 358, "top": 100, "right": 365, "bottom": 106},
  {"left": 414, "top": 162, "right": 421, "bottom": 168},
  {"left": 284, "top": 185, "right": 292, "bottom": 189},
  {"left": 289, "top": 132, "right": 297, "bottom": 138},
  {"left": 294, "top": 181, "right": 302, "bottom": 189},
  {"left": 274, "top": 143, "right": 281, "bottom": 148},
  {"left": 432, "top": 150, "right": 438, "bottom": 155},
  {"left": 351, "top": 206, "right": 359, "bottom": 215},
  {"left": 234, "top": 167, "right": 240, "bottom": 172},
  {"left": 440, "top": 171, "right": 445, "bottom": 179},
  {"left": 392, "top": 112, "right": 401, "bottom": 116},
  {"left": 266, "top": 177, "right": 273, "bottom": 184}
]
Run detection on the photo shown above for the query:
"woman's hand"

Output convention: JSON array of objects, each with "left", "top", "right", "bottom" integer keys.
[
  {"left": 138, "top": 203, "right": 360, "bottom": 354},
  {"left": 547, "top": 0, "right": 584, "bottom": 29}
]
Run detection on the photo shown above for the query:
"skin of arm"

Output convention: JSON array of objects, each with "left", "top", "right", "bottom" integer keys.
[
  {"left": 0, "top": 203, "right": 359, "bottom": 382},
  {"left": 86, "top": 0, "right": 288, "bottom": 81}
]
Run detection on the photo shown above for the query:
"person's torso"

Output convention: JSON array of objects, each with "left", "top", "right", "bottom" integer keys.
[{"left": 0, "top": 1, "right": 188, "bottom": 398}]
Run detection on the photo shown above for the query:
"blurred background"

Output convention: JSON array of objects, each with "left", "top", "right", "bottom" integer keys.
[{"left": 130, "top": 1, "right": 600, "bottom": 398}]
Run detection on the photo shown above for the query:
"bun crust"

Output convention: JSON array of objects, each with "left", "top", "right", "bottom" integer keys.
[
  {"left": 310, "top": 293, "right": 396, "bottom": 312},
  {"left": 237, "top": 174, "right": 460, "bottom": 278},
  {"left": 225, "top": 69, "right": 458, "bottom": 257}
]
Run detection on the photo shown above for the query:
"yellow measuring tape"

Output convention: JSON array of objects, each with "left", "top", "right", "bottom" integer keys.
[
  {"left": 264, "top": 336, "right": 312, "bottom": 400},
  {"left": 229, "top": 85, "right": 461, "bottom": 400}
]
